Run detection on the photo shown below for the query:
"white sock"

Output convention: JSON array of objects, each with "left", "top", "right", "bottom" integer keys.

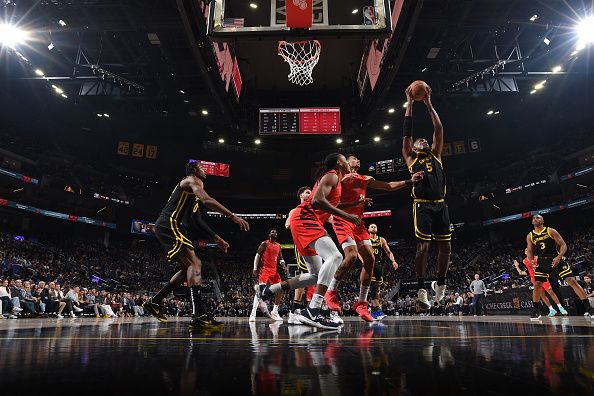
[
  {"left": 250, "top": 294, "right": 259, "bottom": 317},
  {"left": 328, "top": 278, "right": 339, "bottom": 291},
  {"left": 272, "top": 305, "right": 279, "bottom": 313},
  {"left": 309, "top": 293, "right": 324, "bottom": 310},
  {"left": 557, "top": 304, "right": 564, "bottom": 309},
  {"left": 359, "top": 285, "right": 370, "bottom": 302},
  {"left": 270, "top": 283, "right": 282, "bottom": 293}
]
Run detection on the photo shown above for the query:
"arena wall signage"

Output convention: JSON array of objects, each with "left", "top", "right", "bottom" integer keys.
[
  {"left": 0, "top": 197, "right": 116, "bottom": 229},
  {"left": 117, "top": 142, "right": 158, "bottom": 159},
  {"left": 0, "top": 167, "right": 39, "bottom": 185},
  {"left": 482, "top": 195, "right": 594, "bottom": 226}
]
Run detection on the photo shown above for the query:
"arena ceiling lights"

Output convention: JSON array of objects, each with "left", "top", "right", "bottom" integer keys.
[{"left": 0, "top": 23, "right": 29, "bottom": 48}]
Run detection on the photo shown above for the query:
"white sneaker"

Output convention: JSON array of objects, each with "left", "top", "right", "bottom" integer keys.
[
  {"left": 70, "top": 312, "right": 76, "bottom": 318},
  {"left": 270, "top": 311, "right": 283, "bottom": 322},
  {"left": 12, "top": 307, "right": 23, "bottom": 313},
  {"left": 248, "top": 315, "right": 256, "bottom": 323},
  {"left": 431, "top": 281, "right": 446, "bottom": 303},
  {"left": 330, "top": 311, "right": 344, "bottom": 324},
  {"left": 288, "top": 311, "right": 302, "bottom": 325},
  {"left": 57, "top": 314, "right": 64, "bottom": 319},
  {"left": 73, "top": 306, "right": 83, "bottom": 313},
  {"left": 8, "top": 314, "right": 17, "bottom": 319},
  {"left": 417, "top": 289, "right": 431, "bottom": 310}
]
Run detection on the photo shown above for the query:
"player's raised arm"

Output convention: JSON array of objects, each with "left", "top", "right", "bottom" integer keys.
[
  {"left": 367, "top": 172, "right": 424, "bottom": 191},
  {"left": 423, "top": 87, "right": 444, "bottom": 158},
  {"left": 402, "top": 87, "right": 414, "bottom": 165}
]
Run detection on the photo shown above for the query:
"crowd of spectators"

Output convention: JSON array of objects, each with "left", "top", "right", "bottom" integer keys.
[{"left": 1, "top": 223, "right": 593, "bottom": 319}]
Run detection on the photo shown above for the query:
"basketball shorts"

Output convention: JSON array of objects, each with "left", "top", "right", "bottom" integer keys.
[
  {"left": 534, "top": 258, "right": 574, "bottom": 282},
  {"left": 371, "top": 261, "right": 386, "bottom": 285},
  {"left": 290, "top": 207, "right": 324, "bottom": 256},
  {"left": 332, "top": 216, "right": 370, "bottom": 247},
  {"left": 413, "top": 201, "right": 451, "bottom": 242},
  {"left": 154, "top": 222, "right": 194, "bottom": 262},
  {"left": 529, "top": 274, "right": 551, "bottom": 291},
  {"left": 259, "top": 269, "right": 281, "bottom": 285}
]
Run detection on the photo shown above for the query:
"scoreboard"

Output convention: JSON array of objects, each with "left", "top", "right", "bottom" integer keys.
[
  {"left": 190, "top": 159, "right": 230, "bottom": 177},
  {"left": 259, "top": 108, "right": 340, "bottom": 135}
]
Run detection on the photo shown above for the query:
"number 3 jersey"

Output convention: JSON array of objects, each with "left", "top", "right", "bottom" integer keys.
[{"left": 407, "top": 151, "right": 446, "bottom": 201}]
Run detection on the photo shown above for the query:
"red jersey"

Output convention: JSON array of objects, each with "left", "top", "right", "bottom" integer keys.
[
  {"left": 261, "top": 241, "right": 280, "bottom": 271},
  {"left": 523, "top": 257, "right": 536, "bottom": 278},
  {"left": 298, "top": 170, "right": 342, "bottom": 224},
  {"left": 340, "top": 173, "right": 369, "bottom": 216}
]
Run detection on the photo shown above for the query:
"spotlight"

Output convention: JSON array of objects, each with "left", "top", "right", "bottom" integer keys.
[
  {"left": 250, "top": 3, "right": 258, "bottom": 9},
  {"left": 576, "top": 16, "right": 594, "bottom": 45},
  {"left": 201, "top": 109, "right": 208, "bottom": 115},
  {"left": 530, "top": 89, "right": 537, "bottom": 94},
  {"left": 218, "top": 138, "right": 225, "bottom": 144},
  {"left": 373, "top": 136, "right": 381, "bottom": 142},
  {"left": 529, "top": 14, "right": 538, "bottom": 22},
  {"left": 388, "top": 108, "right": 395, "bottom": 113},
  {"left": 487, "top": 110, "right": 494, "bottom": 115},
  {"left": 0, "top": 24, "right": 29, "bottom": 47},
  {"left": 103, "top": 113, "right": 110, "bottom": 118},
  {"left": 61, "top": 94, "right": 67, "bottom": 98},
  {"left": 48, "top": 43, "right": 54, "bottom": 51},
  {"left": 58, "top": 20, "right": 66, "bottom": 27},
  {"left": 494, "top": 111, "right": 500, "bottom": 115},
  {"left": 570, "top": 50, "right": 579, "bottom": 56},
  {"left": 352, "top": 9, "right": 358, "bottom": 14},
  {"left": 533, "top": 80, "right": 546, "bottom": 90},
  {"left": 383, "top": 124, "right": 390, "bottom": 130},
  {"left": 552, "top": 65, "right": 562, "bottom": 73},
  {"left": 543, "top": 37, "right": 550, "bottom": 46},
  {"left": 53, "top": 87, "right": 64, "bottom": 94},
  {"left": 421, "top": 67, "right": 428, "bottom": 72},
  {"left": 336, "top": 138, "right": 343, "bottom": 144},
  {"left": 254, "top": 139, "right": 261, "bottom": 145},
  {"left": 355, "top": 139, "right": 360, "bottom": 143},
  {"left": 34, "top": 69, "right": 44, "bottom": 76},
  {"left": 97, "top": 113, "right": 103, "bottom": 117},
  {"left": 179, "top": 90, "right": 185, "bottom": 94}
]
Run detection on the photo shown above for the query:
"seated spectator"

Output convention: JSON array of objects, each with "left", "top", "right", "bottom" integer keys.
[{"left": 0, "top": 278, "right": 22, "bottom": 318}]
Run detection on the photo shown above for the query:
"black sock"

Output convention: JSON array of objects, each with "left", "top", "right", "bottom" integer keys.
[
  {"left": 417, "top": 278, "right": 425, "bottom": 289},
  {"left": 437, "top": 277, "right": 446, "bottom": 286},
  {"left": 292, "top": 301, "right": 303, "bottom": 312},
  {"left": 152, "top": 282, "right": 177, "bottom": 304},
  {"left": 190, "top": 286, "right": 204, "bottom": 317}
]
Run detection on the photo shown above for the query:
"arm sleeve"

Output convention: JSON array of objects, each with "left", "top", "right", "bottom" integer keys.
[{"left": 403, "top": 116, "right": 413, "bottom": 137}]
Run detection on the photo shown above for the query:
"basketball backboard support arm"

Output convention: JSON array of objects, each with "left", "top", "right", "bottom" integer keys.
[{"left": 207, "top": 0, "right": 392, "bottom": 41}]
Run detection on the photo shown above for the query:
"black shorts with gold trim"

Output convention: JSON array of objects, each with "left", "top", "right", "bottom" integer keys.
[
  {"left": 295, "top": 247, "right": 309, "bottom": 274},
  {"left": 154, "top": 222, "right": 194, "bottom": 262},
  {"left": 534, "top": 257, "right": 574, "bottom": 282},
  {"left": 412, "top": 200, "right": 451, "bottom": 242},
  {"left": 371, "top": 261, "right": 386, "bottom": 285}
]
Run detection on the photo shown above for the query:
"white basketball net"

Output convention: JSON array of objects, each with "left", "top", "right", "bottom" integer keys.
[{"left": 278, "top": 40, "right": 321, "bottom": 86}]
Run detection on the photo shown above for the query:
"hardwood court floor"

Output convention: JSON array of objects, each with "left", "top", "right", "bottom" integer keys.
[{"left": 1, "top": 315, "right": 593, "bottom": 395}]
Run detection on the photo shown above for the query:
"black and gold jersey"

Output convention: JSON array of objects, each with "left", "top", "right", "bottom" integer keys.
[
  {"left": 530, "top": 227, "right": 559, "bottom": 258},
  {"left": 408, "top": 151, "right": 446, "bottom": 201},
  {"left": 370, "top": 235, "right": 384, "bottom": 263},
  {"left": 156, "top": 183, "right": 194, "bottom": 230}
]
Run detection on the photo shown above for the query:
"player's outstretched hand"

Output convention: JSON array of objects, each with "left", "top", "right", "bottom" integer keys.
[
  {"left": 344, "top": 213, "right": 361, "bottom": 226},
  {"left": 231, "top": 214, "right": 250, "bottom": 231},
  {"left": 392, "top": 261, "right": 399, "bottom": 271},
  {"left": 422, "top": 86, "right": 433, "bottom": 106},
  {"left": 405, "top": 86, "right": 414, "bottom": 104},
  {"left": 411, "top": 171, "right": 424, "bottom": 183},
  {"left": 214, "top": 235, "right": 229, "bottom": 253}
]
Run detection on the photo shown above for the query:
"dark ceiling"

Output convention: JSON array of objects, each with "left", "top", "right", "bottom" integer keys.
[{"left": 0, "top": 0, "right": 592, "bottom": 160}]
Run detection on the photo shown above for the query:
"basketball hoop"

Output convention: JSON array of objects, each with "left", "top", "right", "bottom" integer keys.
[{"left": 277, "top": 40, "right": 321, "bottom": 86}]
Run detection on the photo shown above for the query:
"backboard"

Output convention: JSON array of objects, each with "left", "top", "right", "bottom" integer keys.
[{"left": 207, "top": 0, "right": 393, "bottom": 41}]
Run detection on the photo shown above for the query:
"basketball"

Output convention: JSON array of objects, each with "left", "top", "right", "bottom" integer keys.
[{"left": 410, "top": 80, "right": 429, "bottom": 101}]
